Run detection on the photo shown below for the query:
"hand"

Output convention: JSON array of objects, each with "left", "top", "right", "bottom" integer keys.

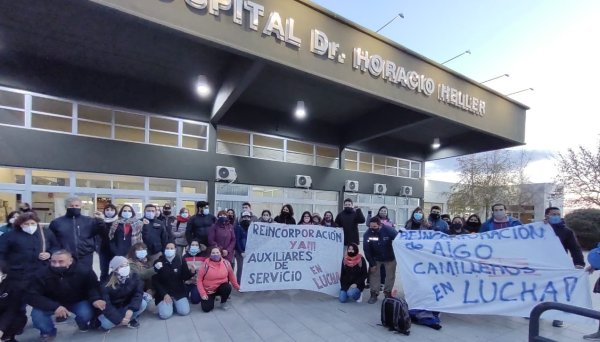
[
  {"left": 222, "top": 250, "right": 228, "bottom": 257},
  {"left": 155, "top": 262, "right": 163, "bottom": 270},
  {"left": 188, "top": 264, "right": 196, "bottom": 273},
  {"left": 124, "top": 310, "right": 133, "bottom": 320},
  {"left": 54, "top": 306, "right": 69, "bottom": 319},
  {"left": 143, "top": 219, "right": 149, "bottom": 225},
  {"left": 38, "top": 252, "right": 51, "bottom": 260},
  {"left": 241, "top": 252, "right": 246, "bottom": 258},
  {"left": 93, "top": 300, "right": 106, "bottom": 311},
  {"left": 164, "top": 294, "right": 172, "bottom": 304},
  {"left": 201, "top": 295, "right": 209, "bottom": 300},
  {"left": 199, "top": 244, "right": 207, "bottom": 252}
]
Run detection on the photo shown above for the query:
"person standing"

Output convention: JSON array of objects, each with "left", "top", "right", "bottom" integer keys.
[
  {"left": 427, "top": 206, "right": 449, "bottom": 233},
  {"left": 172, "top": 208, "right": 191, "bottom": 258},
  {"left": 464, "top": 214, "right": 482, "bottom": 233},
  {"left": 274, "top": 204, "right": 296, "bottom": 224},
  {"left": 99, "top": 204, "right": 118, "bottom": 281},
  {"left": 240, "top": 202, "right": 258, "bottom": 222},
  {"left": 335, "top": 199, "right": 366, "bottom": 247},
  {"left": 109, "top": 205, "right": 144, "bottom": 258},
  {"left": 259, "top": 210, "right": 273, "bottom": 223},
  {"left": 157, "top": 204, "right": 176, "bottom": 243},
  {"left": 141, "top": 204, "right": 168, "bottom": 265},
  {"left": 363, "top": 217, "right": 397, "bottom": 304},
  {"left": 208, "top": 210, "right": 236, "bottom": 265},
  {"left": 299, "top": 211, "right": 312, "bottom": 225},
  {"left": 182, "top": 240, "right": 204, "bottom": 305},
  {"left": 235, "top": 211, "right": 252, "bottom": 282},
  {"left": 320, "top": 211, "right": 337, "bottom": 227},
  {"left": 186, "top": 201, "right": 215, "bottom": 249},
  {"left": 479, "top": 203, "right": 522, "bottom": 232},
  {"left": 448, "top": 216, "right": 469, "bottom": 235},
  {"left": 0, "top": 211, "right": 19, "bottom": 236},
  {"left": 405, "top": 207, "right": 430, "bottom": 230}
]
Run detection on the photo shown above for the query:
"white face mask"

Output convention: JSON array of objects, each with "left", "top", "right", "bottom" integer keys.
[
  {"left": 104, "top": 210, "right": 116, "bottom": 218},
  {"left": 22, "top": 224, "right": 37, "bottom": 235},
  {"left": 202, "top": 208, "right": 210, "bottom": 215},
  {"left": 117, "top": 265, "right": 131, "bottom": 277}
]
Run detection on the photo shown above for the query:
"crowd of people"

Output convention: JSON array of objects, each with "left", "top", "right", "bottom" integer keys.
[{"left": 0, "top": 197, "right": 590, "bottom": 340}]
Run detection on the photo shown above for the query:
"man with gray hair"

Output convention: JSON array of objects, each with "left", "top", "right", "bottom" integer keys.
[{"left": 49, "top": 197, "right": 104, "bottom": 272}]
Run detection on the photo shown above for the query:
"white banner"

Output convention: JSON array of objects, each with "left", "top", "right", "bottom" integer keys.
[
  {"left": 393, "top": 222, "right": 592, "bottom": 320},
  {"left": 240, "top": 222, "right": 344, "bottom": 296}
]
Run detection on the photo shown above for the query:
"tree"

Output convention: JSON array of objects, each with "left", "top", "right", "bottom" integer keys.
[
  {"left": 564, "top": 208, "right": 600, "bottom": 250},
  {"left": 556, "top": 141, "right": 600, "bottom": 208},
  {"left": 446, "top": 150, "right": 529, "bottom": 218}
]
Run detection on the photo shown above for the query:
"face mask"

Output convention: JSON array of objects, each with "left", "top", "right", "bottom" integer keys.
[
  {"left": 493, "top": 211, "right": 506, "bottom": 220},
  {"left": 548, "top": 216, "right": 562, "bottom": 225},
  {"left": 218, "top": 217, "right": 227, "bottom": 224},
  {"left": 51, "top": 266, "right": 69, "bottom": 275},
  {"left": 241, "top": 220, "right": 251, "bottom": 229},
  {"left": 163, "top": 211, "right": 171, "bottom": 216},
  {"left": 202, "top": 208, "right": 209, "bottom": 215},
  {"left": 210, "top": 255, "right": 221, "bottom": 262},
  {"left": 104, "top": 210, "right": 116, "bottom": 218},
  {"left": 344, "top": 207, "right": 353, "bottom": 213},
  {"left": 262, "top": 215, "right": 270, "bottom": 221},
  {"left": 22, "top": 224, "right": 37, "bottom": 235},
  {"left": 451, "top": 223, "right": 463, "bottom": 231},
  {"left": 181, "top": 213, "right": 189, "bottom": 218},
  {"left": 66, "top": 208, "right": 81, "bottom": 217},
  {"left": 117, "top": 265, "right": 131, "bottom": 277},
  {"left": 228, "top": 215, "right": 234, "bottom": 221},
  {"left": 164, "top": 249, "right": 176, "bottom": 258},
  {"left": 430, "top": 213, "right": 440, "bottom": 220},
  {"left": 325, "top": 216, "right": 332, "bottom": 222},
  {"left": 347, "top": 250, "right": 358, "bottom": 257},
  {"left": 135, "top": 250, "right": 147, "bottom": 259},
  {"left": 8, "top": 217, "right": 16, "bottom": 224},
  {"left": 466, "top": 221, "right": 480, "bottom": 228},
  {"left": 189, "top": 246, "right": 200, "bottom": 255},
  {"left": 121, "top": 211, "right": 132, "bottom": 219},
  {"left": 282, "top": 211, "right": 290, "bottom": 216},
  {"left": 413, "top": 212, "right": 423, "bottom": 221},
  {"left": 145, "top": 211, "right": 155, "bottom": 220},
  {"left": 20, "top": 207, "right": 30, "bottom": 213}
]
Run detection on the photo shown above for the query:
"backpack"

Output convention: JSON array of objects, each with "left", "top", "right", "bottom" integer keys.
[{"left": 380, "top": 297, "right": 411, "bottom": 335}]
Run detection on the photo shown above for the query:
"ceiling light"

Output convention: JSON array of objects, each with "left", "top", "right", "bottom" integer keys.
[
  {"left": 295, "top": 100, "right": 306, "bottom": 119},
  {"left": 195, "top": 75, "right": 211, "bottom": 98},
  {"left": 432, "top": 138, "right": 441, "bottom": 149}
]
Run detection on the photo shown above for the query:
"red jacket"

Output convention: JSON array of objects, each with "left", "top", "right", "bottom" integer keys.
[{"left": 196, "top": 259, "right": 240, "bottom": 297}]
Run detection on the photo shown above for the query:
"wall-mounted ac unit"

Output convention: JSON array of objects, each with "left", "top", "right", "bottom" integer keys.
[
  {"left": 401, "top": 186, "right": 413, "bottom": 196},
  {"left": 216, "top": 166, "right": 237, "bottom": 182},
  {"left": 374, "top": 183, "right": 387, "bottom": 195},
  {"left": 295, "top": 175, "right": 312, "bottom": 188},
  {"left": 345, "top": 180, "right": 359, "bottom": 192}
]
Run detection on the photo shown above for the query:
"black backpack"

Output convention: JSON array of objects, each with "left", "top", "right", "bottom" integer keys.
[{"left": 380, "top": 297, "right": 411, "bottom": 335}]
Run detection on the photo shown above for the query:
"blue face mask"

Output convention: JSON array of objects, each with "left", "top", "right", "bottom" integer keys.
[
  {"left": 164, "top": 249, "right": 176, "bottom": 258},
  {"left": 135, "top": 250, "right": 147, "bottom": 260},
  {"left": 145, "top": 212, "right": 156, "bottom": 220},
  {"left": 210, "top": 255, "right": 221, "bottom": 262},
  {"left": 121, "top": 211, "right": 132, "bottom": 219},
  {"left": 548, "top": 216, "right": 562, "bottom": 225},
  {"left": 218, "top": 217, "right": 227, "bottom": 224},
  {"left": 189, "top": 246, "right": 200, "bottom": 255},
  {"left": 413, "top": 212, "right": 423, "bottom": 221}
]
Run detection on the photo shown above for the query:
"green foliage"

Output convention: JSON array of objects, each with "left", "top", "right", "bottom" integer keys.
[{"left": 565, "top": 209, "right": 600, "bottom": 250}]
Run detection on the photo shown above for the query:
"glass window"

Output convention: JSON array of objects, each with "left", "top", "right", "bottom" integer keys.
[
  {"left": 344, "top": 150, "right": 358, "bottom": 161},
  {"left": 343, "top": 193, "right": 358, "bottom": 203},
  {"left": 291, "top": 203, "right": 313, "bottom": 218},
  {"left": 359, "top": 153, "right": 372, "bottom": 164},
  {"left": 288, "top": 140, "right": 313, "bottom": 154},
  {"left": 315, "top": 191, "right": 338, "bottom": 202},
  {"left": 253, "top": 146, "right": 284, "bottom": 161},
  {"left": 314, "top": 205, "right": 338, "bottom": 217},
  {"left": 182, "top": 136, "right": 207, "bottom": 150},
  {"left": 0, "top": 167, "right": 25, "bottom": 184},
  {"left": 181, "top": 180, "right": 207, "bottom": 194},
  {"left": 113, "top": 198, "right": 144, "bottom": 218},
  {"left": 398, "top": 160, "right": 410, "bottom": 169},
  {"left": 115, "top": 126, "right": 144, "bottom": 142},
  {"left": 411, "top": 161, "right": 421, "bottom": 171},
  {"left": 0, "top": 90, "right": 24, "bottom": 108},
  {"left": 182, "top": 200, "right": 198, "bottom": 215},
  {"left": 359, "top": 161, "right": 372, "bottom": 172},
  {"left": 112, "top": 176, "right": 145, "bottom": 191},
  {"left": 358, "top": 194, "right": 372, "bottom": 203},
  {"left": 316, "top": 146, "right": 338, "bottom": 158},
  {"left": 148, "top": 198, "right": 175, "bottom": 209},
  {"left": 183, "top": 121, "right": 208, "bottom": 137},
  {"left": 78, "top": 120, "right": 111, "bottom": 138},
  {"left": 372, "top": 195, "right": 385, "bottom": 204},
  {"left": 373, "top": 155, "right": 385, "bottom": 165},
  {"left": 373, "top": 164, "right": 385, "bottom": 174},
  {"left": 150, "top": 117, "right": 178, "bottom": 133},
  {"left": 316, "top": 156, "right": 338, "bottom": 168},
  {"left": 32, "top": 170, "right": 70, "bottom": 186},
  {"left": 216, "top": 183, "right": 249, "bottom": 196},
  {"left": 78, "top": 105, "right": 112, "bottom": 123},
  {"left": 0, "top": 108, "right": 24, "bottom": 126},
  {"left": 384, "top": 196, "right": 396, "bottom": 205},
  {"left": 217, "top": 129, "right": 249, "bottom": 145},
  {"left": 32, "top": 96, "right": 72, "bottom": 117},
  {"left": 386, "top": 157, "right": 398, "bottom": 167},
  {"left": 150, "top": 131, "right": 178, "bottom": 147},
  {"left": 31, "top": 113, "right": 71, "bottom": 132},
  {"left": 253, "top": 134, "right": 283, "bottom": 149},
  {"left": 217, "top": 141, "right": 249, "bottom": 156},
  {"left": 286, "top": 189, "right": 312, "bottom": 200},
  {"left": 287, "top": 151, "right": 313, "bottom": 165},
  {"left": 385, "top": 166, "right": 397, "bottom": 176},
  {"left": 76, "top": 173, "right": 112, "bottom": 188},
  {"left": 409, "top": 198, "right": 420, "bottom": 207},
  {"left": 252, "top": 186, "right": 283, "bottom": 198},
  {"left": 399, "top": 169, "right": 410, "bottom": 178},
  {"left": 344, "top": 160, "right": 358, "bottom": 171},
  {"left": 115, "top": 111, "right": 145, "bottom": 127},
  {"left": 149, "top": 178, "right": 177, "bottom": 192},
  {"left": 411, "top": 170, "right": 421, "bottom": 179}
]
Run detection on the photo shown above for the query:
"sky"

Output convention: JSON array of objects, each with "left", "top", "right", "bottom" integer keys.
[{"left": 312, "top": 0, "right": 600, "bottom": 183}]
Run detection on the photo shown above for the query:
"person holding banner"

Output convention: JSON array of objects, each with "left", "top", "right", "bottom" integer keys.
[
  {"left": 335, "top": 199, "right": 365, "bottom": 247},
  {"left": 448, "top": 216, "right": 469, "bottom": 235},
  {"left": 235, "top": 212, "right": 252, "bottom": 282},
  {"left": 427, "top": 206, "right": 448, "bottom": 233},
  {"left": 339, "top": 243, "right": 368, "bottom": 303},
  {"left": 363, "top": 217, "right": 397, "bottom": 304},
  {"left": 197, "top": 246, "right": 240, "bottom": 312},
  {"left": 299, "top": 211, "right": 313, "bottom": 225},
  {"left": 311, "top": 213, "right": 322, "bottom": 225},
  {"left": 479, "top": 203, "right": 522, "bottom": 232},
  {"left": 405, "top": 207, "right": 430, "bottom": 230},
  {"left": 320, "top": 211, "right": 337, "bottom": 227},
  {"left": 464, "top": 214, "right": 482, "bottom": 233},
  {"left": 259, "top": 210, "right": 274, "bottom": 223},
  {"left": 274, "top": 204, "right": 296, "bottom": 225}
]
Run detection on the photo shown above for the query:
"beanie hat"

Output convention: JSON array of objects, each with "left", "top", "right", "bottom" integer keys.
[
  {"left": 589, "top": 243, "right": 600, "bottom": 270},
  {"left": 109, "top": 256, "right": 128, "bottom": 273}
]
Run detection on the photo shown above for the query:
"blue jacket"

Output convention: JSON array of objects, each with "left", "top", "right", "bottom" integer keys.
[
  {"left": 479, "top": 217, "right": 522, "bottom": 232},
  {"left": 235, "top": 224, "right": 248, "bottom": 253},
  {"left": 428, "top": 218, "right": 449, "bottom": 233},
  {"left": 363, "top": 226, "right": 397, "bottom": 265}
]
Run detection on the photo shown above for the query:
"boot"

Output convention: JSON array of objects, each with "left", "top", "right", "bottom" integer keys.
[
  {"left": 584, "top": 330, "right": 600, "bottom": 340},
  {"left": 367, "top": 292, "right": 378, "bottom": 304}
]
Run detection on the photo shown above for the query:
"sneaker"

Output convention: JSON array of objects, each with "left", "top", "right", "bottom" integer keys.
[
  {"left": 356, "top": 293, "right": 363, "bottom": 303},
  {"left": 39, "top": 335, "right": 56, "bottom": 342},
  {"left": 584, "top": 331, "right": 600, "bottom": 340},
  {"left": 78, "top": 323, "right": 90, "bottom": 333},
  {"left": 552, "top": 320, "right": 564, "bottom": 328},
  {"left": 221, "top": 302, "right": 230, "bottom": 310},
  {"left": 367, "top": 292, "right": 378, "bottom": 304},
  {"left": 128, "top": 319, "right": 140, "bottom": 328}
]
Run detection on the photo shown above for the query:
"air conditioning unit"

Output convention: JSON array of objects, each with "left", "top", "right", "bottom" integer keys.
[
  {"left": 374, "top": 183, "right": 387, "bottom": 195},
  {"left": 345, "top": 180, "right": 359, "bottom": 192},
  {"left": 295, "top": 175, "right": 312, "bottom": 188},
  {"left": 401, "top": 186, "right": 413, "bottom": 196},
  {"left": 216, "top": 166, "right": 237, "bottom": 182}
]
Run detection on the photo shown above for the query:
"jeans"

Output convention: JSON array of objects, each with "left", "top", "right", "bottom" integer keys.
[
  {"left": 98, "top": 299, "right": 148, "bottom": 330},
  {"left": 369, "top": 260, "right": 396, "bottom": 294},
  {"left": 32, "top": 300, "right": 94, "bottom": 336},
  {"left": 186, "top": 284, "right": 201, "bottom": 304},
  {"left": 157, "top": 297, "right": 190, "bottom": 319},
  {"left": 339, "top": 287, "right": 361, "bottom": 303},
  {"left": 200, "top": 283, "right": 231, "bottom": 312}
]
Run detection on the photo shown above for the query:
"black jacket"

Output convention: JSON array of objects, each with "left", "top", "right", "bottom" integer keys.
[
  {"left": 49, "top": 213, "right": 103, "bottom": 258},
  {"left": 142, "top": 219, "right": 168, "bottom": 255},
  {"left": 335, "top": 209, "right": 366, "bottom": 245},
  {"left": 0, "top": 279, "right": 26, "bottom": 334},
  {"left": 152, "top": 255, "right": 193, "bottom": 304},
  {"left": 551, "top": 220, "right": 585, "bottom": 267},
  {"left": 110, "top": 222, "right": 134, "bottom": 257},
  {"left": 157, "top": 214, "right": 176, "bottom": 243},
  {"left": 274, "top": 214, "right": 296, "bottom": 225},
  {"left": 186, "top": 213, "right": 215, "bottom": 245},
  {"left": 363, "top": 226, "right": 397, "bottom": 264},
  {"left": 100, "top": 273, "right": 144, "bottom": 325},
  {"left": 27, "top": 263, "right": 101, "bottom": 311},
  {"left": 340, "top": 256, "right": 368, "bottom": 291},
  {"left": 0, "top": 228, "right": 59, "bottom": 282}
]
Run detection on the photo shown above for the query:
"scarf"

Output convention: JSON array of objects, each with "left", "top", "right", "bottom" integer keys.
[
  {"left": 177, "top": 215, "right": 189, "bottom": 223},
  {"left": 343, "top": 254, "right": 362, "bottom": 268},
  {"left": 104, "top": 216, "right": 118, "bottom": 224},
  {"left": 109, "top": 218, "right": 143, "bottom": 244}
]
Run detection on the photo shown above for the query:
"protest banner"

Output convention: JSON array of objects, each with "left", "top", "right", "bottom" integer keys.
[
  {"left": 393, "top": 222, "right": 592, "bottom": 320},
  {"left": 240, "top": 222, "right": 344, "bottom": 296}
]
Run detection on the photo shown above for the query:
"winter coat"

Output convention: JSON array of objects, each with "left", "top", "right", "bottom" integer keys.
[
  {"left": 128, "top": 258, "right": 155, "bottom": 291},
  {"left": 196, "top": 259, "right": 240, "bottom": 297},
  {"left": 479, "top": 217, "right": 522, "bottom": 232},
  {"left": 363, "top": 226, "right": 397, "bottom": 265},
  {"left": 335, "top": 208, "right": 366, "bottom": 246},
  {"left": 98, "top": 217, "right": 117, "bottom": 254},
  {"left": 27, "top": 263, "right": 101, "bottom": 311},
  {"left": 428, "top": 217, "right": 449, "bottom": 233},
  {"left": 0, "top": 227, "right": 59, "bottom": 283},
  {"left": 141, "top": 219, "right": 168, "bottom": 255},
  {"left": 208, "top": 221, "right": 236, "bottom": 262},
  {"left": 186, "top": 213, "right": 216, "bottom": 246},
  {"left": 157, "top": 214, "right": 176, "bottom": 243},
  {"left": 550, "top": 220, "right": 585, "bottom": 267},
  {"left": 340, "top": 256, "right": 368, "bottom": 291},
  {"left": 274, "top": 214, "right": 296, "bottom": 225},
  {"left": 235, "top": 224, "right": 248, "bottom": 254},
  {"left": 49, "top": 213, "right": 103, "bottom": 258},
  {"left": 366, "top": 213, "right": 395, "bottom": 229},
  {"left": 109, "top": 221, "right": 139, "bottom": 257},
  {"left": 405, "top": 219, "right": 430, "bottom": 230},
  {"left": 0, "top": 279, "right": 26, "bottom": 335},
  {"left": 172, "top": 216, "right": 189, "bottom": 246},
  {"left": 182, "top": 253, "right": 206, "bottom": 285},
  {"left": 152, "top": 255, "right": 192, "bottom": 304},
  {"left": 100, "top": 273, "right": 144, "bottom": 325}
]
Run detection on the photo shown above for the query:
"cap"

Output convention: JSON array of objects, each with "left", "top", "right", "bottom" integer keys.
[
  {"left": 163, "top": 204, "right": 172, "bottom": 210},
  {"left": 241, "top": 211, "right": 252, "bottom": 218}
]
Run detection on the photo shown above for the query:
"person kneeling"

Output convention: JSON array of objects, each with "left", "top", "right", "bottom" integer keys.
[
  {"left": 339, "top": 243, "right": 368, "bottom": 303},
  {"left": 98, "top": 256, "right": 146, "bottom": 330},
  {"left": 152, "top": 243, "right": 193, "bottom": 319},
  {"left": 197, "top": 246, "right": 240, "bottom": 312}
]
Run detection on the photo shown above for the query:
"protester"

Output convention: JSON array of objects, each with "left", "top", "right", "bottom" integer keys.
[
  {"left": 152, "top": 243, "right": 192, "bottom": 319},
  {"left": 405, "top": 207, "right": 430, "bottom": 230},
  {"left": 363, "top": 217, "right": 397, "bottom": 303},
  {"left": 366, "top": 206, "right": 395, "bottom": 287},
  {"left": 182, "top": 240, "right": 204, "bottom": 304},
  {"left": 27, "top": 250, "right": 104, "bottom": 340},
  {"left": 18, "top": 203, "right": 32, "bottom": 214},
  {"left": 226, "top": 209, "right": 237, "bottom": 227},
  {"left": 141, "top": 204, "right": 169, "bottom": 264},
  {"left": 339, "top": 242, "right": 368, "bottom": 303},
  {"left": 320, "top": 211, "right": 337, "bottom": 227},
  {"left": 235, "top": 211, "right": 251, "bottom": 281},
  {"left": 98, "top": 256, "right": 146, "bottom": 330},
  {"left": 241, "top": 202, "right": 258, "bottom": 222},
  {"left": 0, "top": 261, "right": 27, "bottom": 342},
  {"left": 197, "top": 246, "right": 240, "bottom": 312},
  {"left": 186, "top": 201, "right": 215, "bottom": 249},
  {"left": 299, "top": 211, "right": 312, "bottom": 225},
  {"left": 0, "top": 211, "right": 19, "bottom": 236},
  {"left": 465, "top": 214, "right": 482, "bottom": 233},
  {"left": 158, "top": 204, "right": 176, "bottom": 243},
  {"left": 428, "top": 206, "right": 449, "bottom": 233},
  {"left": 172, "top": 208, "right": 191, "bottom": 257},
  {"left": 440, "top": 214, "right": 451, "bottom": 225},
  {"left": 479, "top": 203, "right": 522, "bottom": 232},
  {"left": 126, "top": 243, "right": 156, "bottom": 294},
  {"left": 98, "top": 204, "right": 118, "bottom": 281},
  {"left": 259, "top": 210, "right": 273, "bottom": 223},
  {"left": 584, "top": 262, "right": 600, "bottom": 340},
  {"left": 49, "top": 197, "right": 103, "bottom": 270},
  {"left": 208, "top": 210, "right": 236, "bottom": 265},
  {"left": 311, "top": 213, "right": 322, "bottom": 225},
  {"left": 109, "top": 205, "right": 144, "bottom": 257},
  {"left": 335, "top": 199, "right": 366, "bottom": 247},
  {"left": 448, "top": 216, "right": 469, "bottom": 235},
  {"left": 274, "top": 204, "right": 296, "bottom": 224}
]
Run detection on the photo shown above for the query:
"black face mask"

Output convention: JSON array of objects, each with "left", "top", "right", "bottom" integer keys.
[
  {"left": 430, "top": 213, "right": 440, "bottom": 220},
  {"left": 450, "top": 223, "right": 463, "bottom": 231},
  {"left": 344, "top": 207, "right": 353, "bottom": 213},
  {"left": 66, "top": 208, "right": 81, "bottom": 217},
  {"left": 163, "top": 211, "right": 171, "bottom": 216},
  {"left": 20, "top": 207, "right": 31, "bottom": 213},
  {"left": 51, "top": 266, "right": 69, "bottom": 275},
  {"left": 241, "top": 220, "right": 251, "bottom": 229},
  {"left": 282, "top": 212, "right": 290, "bottom": 216},
  {"left": 466, "top": 221, "right": 480, "bottom": 228},
  {"left": 347, "top": 250, "right": 358, "bottom": 257}
]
